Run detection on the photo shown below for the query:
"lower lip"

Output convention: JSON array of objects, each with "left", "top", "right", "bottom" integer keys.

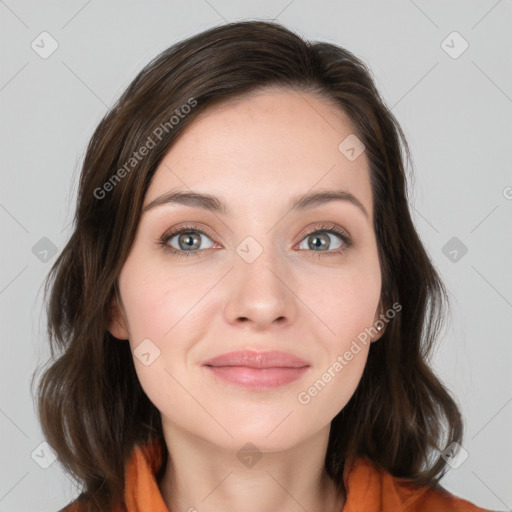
[{"left": 204, "top": 365, "right": 309, "bottom": 390}]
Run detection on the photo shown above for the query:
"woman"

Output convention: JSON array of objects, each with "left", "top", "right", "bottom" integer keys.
[{"left": 33, "top": 20, "right": 493, "bottom": 512}]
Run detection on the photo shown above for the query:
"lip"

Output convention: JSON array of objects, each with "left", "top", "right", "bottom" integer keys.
[
  {"left": 202, "top": 350, "right": 309, "bottom": 368},
  {"left": 202, "top": 350, "right": 310, "bottom": 390}
]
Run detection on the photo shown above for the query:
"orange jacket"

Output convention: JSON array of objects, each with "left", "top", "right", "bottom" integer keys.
[{"left": 60, "top": 436, "right": 493, "bottom": 511}]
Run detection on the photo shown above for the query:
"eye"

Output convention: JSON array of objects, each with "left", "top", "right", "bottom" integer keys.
[
  {"left": 157, "top": 222, "right": 352, "bottom": 258},
  {"left": 158, "top": 225, "right": 215, "bottom": 258},
  {"left": 296, "top": 223, "right": 352, "bottom": 257}
]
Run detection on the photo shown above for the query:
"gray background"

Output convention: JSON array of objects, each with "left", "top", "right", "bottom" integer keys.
[{"left": 1, "top": 1, "right": 511, "bottom": 510}]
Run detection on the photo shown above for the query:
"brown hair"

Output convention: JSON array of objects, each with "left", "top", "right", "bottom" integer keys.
[{"left": 32, "top": 20, "right": 462, "bottom": 511}]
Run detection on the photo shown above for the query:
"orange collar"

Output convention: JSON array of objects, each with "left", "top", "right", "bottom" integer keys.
[
  {"left": 122, "top": 436, "right": 168, "bottom": 511},
  {"left": 121, "top": 437, "right": 489, "bottom": 512}
]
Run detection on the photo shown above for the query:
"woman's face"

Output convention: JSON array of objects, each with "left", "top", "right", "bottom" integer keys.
[{"left": 109, "top": 88, "right": 384, "bottom": 452}]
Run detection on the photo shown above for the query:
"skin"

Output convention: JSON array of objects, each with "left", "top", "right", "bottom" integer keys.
[{"left": 108, "top": 87, "right": 385, "bottom": 512}]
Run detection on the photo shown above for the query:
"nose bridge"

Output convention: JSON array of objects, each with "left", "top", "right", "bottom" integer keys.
[{"left": 224, "top": 228, "right": 295, "bottom": 327}]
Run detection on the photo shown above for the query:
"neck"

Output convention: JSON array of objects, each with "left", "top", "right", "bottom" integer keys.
[{"left": 157, "top": 422, "right": 345, "bottom": 512}]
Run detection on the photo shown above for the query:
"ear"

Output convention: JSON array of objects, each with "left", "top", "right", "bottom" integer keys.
[{"left": 107, "top": 293, "right": 130, "bottom": 340}]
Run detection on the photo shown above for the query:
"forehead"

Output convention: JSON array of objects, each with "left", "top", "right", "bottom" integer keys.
[{"left": 145, "top": 88, "right": 373, "bottom": 219}]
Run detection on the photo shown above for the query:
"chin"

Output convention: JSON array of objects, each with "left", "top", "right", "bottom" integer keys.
[{"left": 216, "top": 431, "right": 306, "bottom": 454}]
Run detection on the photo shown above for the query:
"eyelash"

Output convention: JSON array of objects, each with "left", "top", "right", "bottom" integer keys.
[{"left": 156, "top": 223, "right": 353, "bottom": 259}]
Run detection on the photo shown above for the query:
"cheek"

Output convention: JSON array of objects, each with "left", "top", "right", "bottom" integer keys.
[
  {"left": 120, "top": 260, "right": 205, "bottom": 342},
  {"left": 296, "top": 313, "right": 372, "bottom": 423},
  {"left": 301, "top": 345, "right": 369, "bottom": 400},
  {"left": 301, "top": 261, "right": 381, "bottom": 344},
  {"left": 119, "top": 265, "right": 200, "bottom": 419},
  {"left": 293, "top": 262, "right": 379, "bottom": 413},
  {"left": 119, "top": 261, "right": 211, "bottom": 397}
]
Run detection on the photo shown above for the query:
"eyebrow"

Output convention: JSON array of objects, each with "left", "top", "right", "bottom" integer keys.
[{"left": 143, "top": 189, "right": 368, "bottom": 218}]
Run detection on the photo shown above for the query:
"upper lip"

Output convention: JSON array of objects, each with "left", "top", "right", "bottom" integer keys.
[{"left": 202, "top": 350, "right": 310, "bottom": 369}]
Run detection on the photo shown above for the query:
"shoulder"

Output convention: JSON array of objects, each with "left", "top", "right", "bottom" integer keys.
[
  {"left": 344, "top": 457, "right": 494, "bottom": 512},
  {"left": 397, "top": 481, "right": 494, "bottom": 512}
]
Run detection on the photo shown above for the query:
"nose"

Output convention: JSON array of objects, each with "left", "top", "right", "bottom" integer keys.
[{"left": 223, "top": 242, "right": 297, "bottom": 331}]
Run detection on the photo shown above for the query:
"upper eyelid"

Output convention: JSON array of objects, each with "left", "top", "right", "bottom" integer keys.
[{"left": 164, "top": 224, "right": 217, "bottom": 242}]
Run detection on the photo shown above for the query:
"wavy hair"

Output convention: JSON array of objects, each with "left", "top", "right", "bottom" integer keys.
[{"left": 32, "top": 20, "right": 462, "bottom": 511}]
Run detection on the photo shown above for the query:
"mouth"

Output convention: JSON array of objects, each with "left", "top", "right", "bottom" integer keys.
[{"left": 202, "top": 350, "right": 310, "bottom": 390}]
